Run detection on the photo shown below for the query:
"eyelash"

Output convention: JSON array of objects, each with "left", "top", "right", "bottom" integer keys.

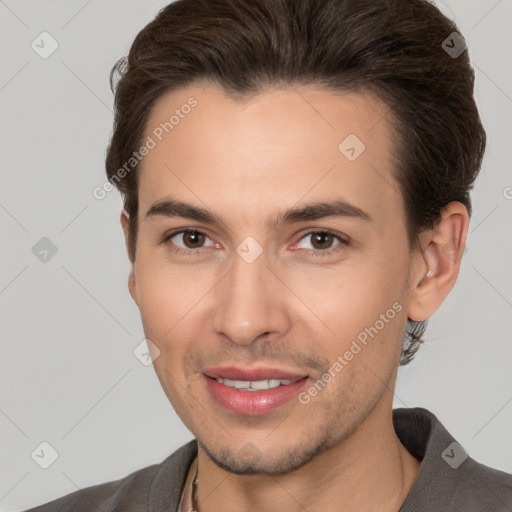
[{"left": 160, "top": 228, "right": 348, "bottom": 259}]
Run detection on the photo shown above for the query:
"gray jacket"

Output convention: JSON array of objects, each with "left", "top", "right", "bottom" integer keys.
[{"left": 22, "top": 407, "right": 512, "bottom": 511}]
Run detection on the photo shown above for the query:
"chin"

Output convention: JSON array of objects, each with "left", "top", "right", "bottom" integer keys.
[{"left": 197, "top": 435, "right": 332, "bottom": 475}]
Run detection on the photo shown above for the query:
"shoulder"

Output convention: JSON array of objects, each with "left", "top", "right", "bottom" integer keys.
[
  {"left": 394, "top": 407, "right": 512, "bottom": 510},
  {"left": 450, "top": 455, "right": 512, "bottom": 509},
  {"left": 21, "top": 441, "right": 197, "bottom": 512}
]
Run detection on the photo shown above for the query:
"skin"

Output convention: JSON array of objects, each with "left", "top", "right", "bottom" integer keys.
[{"left": 120, "top": 82, "right": 468, "bottom": 512}]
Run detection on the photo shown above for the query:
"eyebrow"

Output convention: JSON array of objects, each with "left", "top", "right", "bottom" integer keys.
[{"left": 145, "top": 197, "right": 371, "bottom": 230}]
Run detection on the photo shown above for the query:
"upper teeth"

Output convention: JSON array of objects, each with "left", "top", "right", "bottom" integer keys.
[{"left": 217, "top": 378, "right": 294, "bottom": 390}]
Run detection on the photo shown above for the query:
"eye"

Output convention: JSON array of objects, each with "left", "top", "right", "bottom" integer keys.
[
  {"left": 162, "top": 229, "right": 217, "bottom": 256},
  {"left": 293, "top": 230, "right": 347, "bottom": 257}
]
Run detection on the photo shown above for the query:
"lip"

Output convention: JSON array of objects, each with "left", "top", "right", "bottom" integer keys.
[
  {"left": 202, "top": 367, "right": 310, "bottom": 416},
  {"left": 203, "top": 365, "right": 308, "bottom": 381}
]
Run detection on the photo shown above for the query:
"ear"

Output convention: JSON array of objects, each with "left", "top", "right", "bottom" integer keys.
[
  {"left": 407, "top": 201, "right": 468, "bottom": 322},
  {"left": 120, "top": 210, "right": 138, "bottom": 306}
]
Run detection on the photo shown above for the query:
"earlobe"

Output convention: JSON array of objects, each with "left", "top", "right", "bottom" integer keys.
[{"left": 406, "top": 201, "right": 469, "bottom": 322}]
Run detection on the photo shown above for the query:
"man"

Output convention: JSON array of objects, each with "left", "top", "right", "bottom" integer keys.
[{"left": 25, "top": 0, "right": 512, "bottom": 510}]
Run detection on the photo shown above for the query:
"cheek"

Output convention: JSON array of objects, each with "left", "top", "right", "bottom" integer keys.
[
  {"left": 134, "top": 250, "right": 216, "bottom": 336},
  {"left": 304, "top": 249, "right": 408, "bottom": 362},
  {"left": 133, "top": 256, "right": 219, "bottom": 398}
]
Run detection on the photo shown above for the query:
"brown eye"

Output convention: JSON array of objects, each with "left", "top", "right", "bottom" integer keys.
[
  {"left": 182, "top": 231, "right": 206, "bottom": 248},
  {"left": 293, "top": 229, "right": 348, "bottom": 259},
  {"left": 310, "top": 232, "right": 335, "bottom": 250},
  {"left": 164, "top": 229, "right": 216, "bottom": 254},
  {"left": 297, "top": 230, "right": 343, "bottom": 252}
]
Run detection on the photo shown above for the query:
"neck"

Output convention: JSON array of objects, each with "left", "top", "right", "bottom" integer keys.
[{"left": 184, "top": 398, "right": 420, "bottom": 512}]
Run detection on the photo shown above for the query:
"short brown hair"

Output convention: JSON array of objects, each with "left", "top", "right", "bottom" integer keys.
[{"left": 105, "top": 0, "right": 486, "bottom": 364}]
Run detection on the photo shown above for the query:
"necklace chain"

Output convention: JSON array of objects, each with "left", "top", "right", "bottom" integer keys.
[{"left": 190, "top": 458, "right": 199, "bottom": 512}]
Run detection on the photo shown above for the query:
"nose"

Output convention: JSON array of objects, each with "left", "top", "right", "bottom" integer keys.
[{"left": 212, "top": 247, "right": 291, "bottom": 346}]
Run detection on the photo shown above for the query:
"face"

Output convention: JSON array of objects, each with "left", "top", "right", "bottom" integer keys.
[{"left": 125, "top": 82, "right": 421, "bottom": 474}]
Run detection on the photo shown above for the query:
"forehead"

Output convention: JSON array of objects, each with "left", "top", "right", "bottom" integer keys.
[{"left": 137, "top": 82, "right": 403, "bottom": 232}]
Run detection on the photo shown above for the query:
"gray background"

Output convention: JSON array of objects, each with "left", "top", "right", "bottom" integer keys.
[{"left": 1, "top": 0, "right": 511, "bottom": 510}]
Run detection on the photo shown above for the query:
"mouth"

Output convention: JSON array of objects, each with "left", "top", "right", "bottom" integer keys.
[{"left": 202, "top": 366, "right": 310, "bottom": 416}]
